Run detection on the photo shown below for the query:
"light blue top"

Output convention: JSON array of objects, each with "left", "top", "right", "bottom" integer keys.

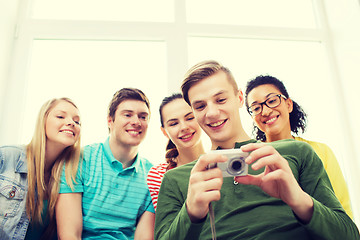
[
  {"left": 0, "top": 145, "right": 29, "bottom": 240},
  {"left": 59, "top": 137, "right": 154, "bottom": 240}
]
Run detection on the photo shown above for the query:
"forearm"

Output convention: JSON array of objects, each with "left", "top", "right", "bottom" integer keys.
[
  {"left": 134, "top": 211, "right": 155, "bottom": 240},
  {"left": 56, "top": 193, "right": 83, "bottom": 240},
  {"left": 304, "top": 198, "right": 360, "bottom": 240}
]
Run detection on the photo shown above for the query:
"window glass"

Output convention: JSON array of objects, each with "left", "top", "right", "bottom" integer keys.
[
  {"left": 22, "top": 39, "right": 168, "bottom": 163},
  {"left": 186, "top": 0, "right": 317, "bottom": 28},
  {"left": 188, "top": 37, "right": 345, "bottom": 171},
  {"left": 32, "top": 0, "right": 174, "bottom": 22}
]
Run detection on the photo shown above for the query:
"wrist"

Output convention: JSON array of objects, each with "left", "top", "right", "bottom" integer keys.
[{"left": 290, "top": 192, "right": 314, "bottom": 224}]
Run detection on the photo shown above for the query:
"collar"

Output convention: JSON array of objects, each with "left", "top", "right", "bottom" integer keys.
[{"left": 103, "top": 137, "right": 140, "bottom": 173}]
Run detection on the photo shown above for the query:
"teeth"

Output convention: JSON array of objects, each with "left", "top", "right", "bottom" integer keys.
[
  {"left": 209, "top": 120, "right": 224, "bottom": 127},
  {"left": 181, "top": 134, "right": 192, "bottom": 139},
  {"left": 128, "top": 131, "right": 140, "bottom": 135},
  {"left": 266, "top": 117, "right": 277, "bottom": 124},
  {"left": 62, "top": 130, "right": 74, "bottom": 135}
]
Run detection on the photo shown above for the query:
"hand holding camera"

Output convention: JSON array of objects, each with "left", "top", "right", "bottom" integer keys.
[{"left": 208, "top": 148, "right": 249, "bottom": 177}]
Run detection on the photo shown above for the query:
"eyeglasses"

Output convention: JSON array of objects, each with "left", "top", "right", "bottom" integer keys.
[{"left": 247, "top": 94, "right": 287, "bottom": 116}]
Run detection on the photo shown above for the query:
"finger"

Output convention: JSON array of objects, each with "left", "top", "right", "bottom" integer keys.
[
  {"left": 244, "top": 145, "right": 279, "bottom": 165},
  {"left": 191, "top": 153, "right": 227, "bottom": 173},
  {"left": 189, "top": 169, "right": 223, "bottom": 188},
  {"left": 240, "top": 142, "right": 267, "bottom": 153},
  {"left": 234, "top": 174, "right": 263, "bottom": 187},
  {"left": 251, "top": 154, "right": 283, "bottom": 171}
]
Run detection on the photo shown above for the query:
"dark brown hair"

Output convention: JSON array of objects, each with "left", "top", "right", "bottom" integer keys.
[
  {"left": 159, "top": 93, "right": 183, "bottom": 169},
  {"left": 108, "top": 88, "right": 150, "bottom": 120}
]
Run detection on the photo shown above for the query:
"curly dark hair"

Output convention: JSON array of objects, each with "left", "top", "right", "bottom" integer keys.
[
  {"left": 245, "top": 75, "right": 307, "bottom": 142},
  {"left": 159, "top": 93, "right": 183, "bottom": 169}
]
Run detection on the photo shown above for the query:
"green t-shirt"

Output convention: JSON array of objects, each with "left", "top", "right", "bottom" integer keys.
[{"left": 154, "top": 139, "right": 359, "bottom": 240}]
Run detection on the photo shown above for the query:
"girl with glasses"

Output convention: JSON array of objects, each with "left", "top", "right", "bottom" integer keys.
[{"left": 244, "top": 75, "right": 353, "bottom": 218}]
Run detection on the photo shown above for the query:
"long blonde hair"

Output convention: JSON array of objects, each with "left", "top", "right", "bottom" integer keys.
[{"left": 25, "top": 97, "right": 81, "bottom": 239}]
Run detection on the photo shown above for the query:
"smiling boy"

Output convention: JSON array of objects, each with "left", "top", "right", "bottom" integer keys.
[
  {"left": 56, "top": 88, "right": 155, "bottom": 240},
  {"left": 154, "top": 60, "right": 359, "bottom": 239}
]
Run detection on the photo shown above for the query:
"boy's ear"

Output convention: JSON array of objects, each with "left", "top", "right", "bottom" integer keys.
[
  {"left": 107, "top": 116, "right": 113, "bottom": 130},
  {"left": 161, "top": 127, "right": 169, "bottom": 139},
  {"left": 237, "top": 89, "right": 245, "bottom": 108}
]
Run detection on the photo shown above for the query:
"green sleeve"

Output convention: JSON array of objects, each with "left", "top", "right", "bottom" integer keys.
[
  {"left": 154, "top": 172, "right": 204, "bottom": 240},
  {"left": 298, "top": 144, "right": 360, "bottom": 239}
]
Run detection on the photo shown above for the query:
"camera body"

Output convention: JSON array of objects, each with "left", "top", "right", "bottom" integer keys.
[{"left": 208, "top": 148, "right": 249, "bottom": 177}]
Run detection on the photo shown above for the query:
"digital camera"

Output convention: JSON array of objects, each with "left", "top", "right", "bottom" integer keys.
[{"left": 208, "top": 148, "right": 249, "bottom": 177}]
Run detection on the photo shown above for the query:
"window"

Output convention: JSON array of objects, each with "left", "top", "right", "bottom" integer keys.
[
  {"left": 3, "top": 0, "right": 359, "bottom": 224},
  {"left": 22, "top": 39, "right": 168, "bottom": 160}
]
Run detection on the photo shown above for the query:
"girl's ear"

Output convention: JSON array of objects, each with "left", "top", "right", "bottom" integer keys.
[
  {"left": 287, "top": 98, "right": 293, "bottom": 113},
  {"left": 161, "top": 127, "right": 169, "bottom": 139}
]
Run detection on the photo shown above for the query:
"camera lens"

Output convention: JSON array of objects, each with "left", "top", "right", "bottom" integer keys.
[{"left": 231, "top": 160, "right": 242, "bottom": 171}]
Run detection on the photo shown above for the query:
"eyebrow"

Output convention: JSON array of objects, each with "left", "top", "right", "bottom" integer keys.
[
  {"left": 121, "top": 110, "right": 148, "bottom": 115},
  {"left": 166, "top": 111, "right": 193, "bottom": 124},
  {"left": 184, "top": 112, "right": 193, "bottom": 118},
  {"left": 191, "top": 90, "right": 227, "bottom": 106},
  {"left": 53, "top": 110, "right": 80, "bottom": 118},
  {"left": 250, "top": 92, "right": 278, "bottom": 105}
]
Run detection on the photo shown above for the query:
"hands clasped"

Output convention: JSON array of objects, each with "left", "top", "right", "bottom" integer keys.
[{"left": 186, "top": 143, "right": 314, "bottom": 223}]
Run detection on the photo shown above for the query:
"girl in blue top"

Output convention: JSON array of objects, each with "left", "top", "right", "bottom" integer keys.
[{"left": 0, "top": 97, "right": 81, "bottom": 240}]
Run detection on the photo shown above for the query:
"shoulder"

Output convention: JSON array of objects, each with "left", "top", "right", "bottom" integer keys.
[
  {"left": 150, "top": 162, "right": 168, "bottom": 172},
  {"left": 0, "top": 145, "right": 26, "bottom": 154},
  {"left": 137, "top": 156, "right": 154, "bottom": 170},
  {"left": 0, "top": 145, "right": 27, "bottom": 172},
  {"left": 295, "top": 137, "right": 332, "bottom": 153},
  {"left": 163, "top": 160, "right": 195, "bottom": 180},
  {"left": 148, "top": 162, "right": 168, "bottom": 177},
  {"left": 82, "top": 142, "right": 104, "bottom": 159},
  {"left": 269, "top": 139, "right": 314, "bottom": 155}
]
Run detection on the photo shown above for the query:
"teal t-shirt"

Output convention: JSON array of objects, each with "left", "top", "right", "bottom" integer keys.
[
  {"left": 25, "top": 200, "right": 57, "bottom": 240},
  {"left": 59, "top": 138, "right": 154, "bottom": 239}
]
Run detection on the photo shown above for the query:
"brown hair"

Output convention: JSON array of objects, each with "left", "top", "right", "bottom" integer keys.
[
  {"left": 108, "top": 88, "right": 150, "bottom": 120},
  {"left": 159, "top": 93, "right": 183, "bottom": 169},
  {"left": 181, "top": 60, "right": 238, "bottom": 105}
]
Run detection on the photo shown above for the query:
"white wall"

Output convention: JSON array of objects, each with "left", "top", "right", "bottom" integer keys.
[
  {"left": 323, "top": 0, "right": 360, "bottom": 224},
  {"left": 0, "top": 0, "right": 20, "bottom": 130}
]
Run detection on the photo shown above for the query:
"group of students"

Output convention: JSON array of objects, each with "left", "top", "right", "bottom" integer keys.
[{"left": 1, "top": 60, "right": 359, "bottom": 239}]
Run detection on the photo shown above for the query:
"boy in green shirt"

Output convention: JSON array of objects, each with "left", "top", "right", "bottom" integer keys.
[{"left": 154, "top": 60, "right": 359, "bottom": 239}]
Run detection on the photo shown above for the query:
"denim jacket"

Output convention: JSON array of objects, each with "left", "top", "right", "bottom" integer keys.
[{"left": 0, "top": 145, "right": 29, "bottom": 240}]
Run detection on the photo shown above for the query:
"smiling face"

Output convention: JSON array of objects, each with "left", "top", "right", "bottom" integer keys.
[
  {"left": 161, "top": 98, "right": 202, "bottom": 150},
  {"left": 188, "top": 71, "right": 244, "bottom": 148},
  {"left": 246, "top": 84, "right": 293, "bottom": 142},
  {"left": 45, "top": 100, "right": 81, "bottom": 149},
  {"left": 108, "top": 99, "right": 149, "bottom": 147}
]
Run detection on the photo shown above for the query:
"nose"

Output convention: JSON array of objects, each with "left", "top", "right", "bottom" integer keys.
[
  {"left": 66, "top": 117, "right": 75, "bottom": 126},
  {"left": 179, "top": 121, "right": 190, "bottom": 132},
  {"left": 206, "top": 103, "right": 220, "bottom": 119},
  {"left": 261, "top": 104, "right": 272, "bottom": 116},
  {"left": 131, "top": 116, "right": 141, "bottom": 126}
]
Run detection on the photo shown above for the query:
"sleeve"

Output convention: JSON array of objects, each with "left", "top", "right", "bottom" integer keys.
[
  {"left": 145, "top": 194, "right": 155, "bottom": 214},
  {"left": 59, "top": 158, "right": 84, "bottom": 194},
  {"left": 154, "top": 173, "right": 204, "bottom": 240},
  {"left": 146, "top": 166, "right": 161, "bottom": 210},
  {"left": 298, "top": 144, "right": 360, "bottom": 239},
  {"left": 317, "top": 143, "right": 353, "bottom": 218}
]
